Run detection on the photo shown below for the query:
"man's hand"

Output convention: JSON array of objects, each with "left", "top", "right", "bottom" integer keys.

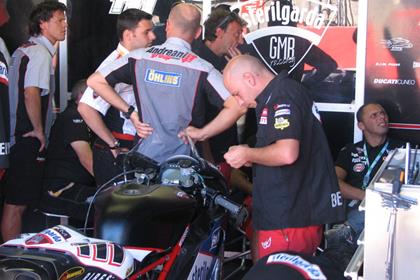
[
  {"left": 224, "top": 145, "right": 252, "bottom": 169},
  {"left": 225, "top": 46, "right": 242, "bottom": 62},
  {"left": 130, "top": 111, "right": 153, "bottom": 138},
  {"left": 23, "top": 129, "right": 46, "bottom": 152},
  {"left": 178, "top": 126, "right": 206, "bottom": 144}
]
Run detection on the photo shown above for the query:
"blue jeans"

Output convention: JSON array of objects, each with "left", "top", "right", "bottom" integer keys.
[{"left": 346, "top": 206, "right": 364, "bottom": 237}]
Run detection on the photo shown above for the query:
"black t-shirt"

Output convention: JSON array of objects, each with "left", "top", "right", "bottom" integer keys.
[
  {"left": 193, "top": 41, "right": 238, "bottom": 163},
  {"left": 252, "top": 71, "right": 344, "bottom": 230},
  {"left": 335, "top": 138, "right": 405, "bottom": 189},
  {"left": 44, "top": 102, "right": 94, "bottom": 188},
  {"left": 0, "top": 51, "right": 9, "bottom": 169}
]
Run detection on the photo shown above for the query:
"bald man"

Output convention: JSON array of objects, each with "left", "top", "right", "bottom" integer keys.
[
  {"left": 221, "top": 55, "right": 344, "bottom": 260},
  {"left": 87, "top": 3, "right": 243, "bottom": 163}
]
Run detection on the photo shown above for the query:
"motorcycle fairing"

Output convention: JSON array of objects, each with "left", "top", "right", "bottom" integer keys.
[{"left": 0, "top": 225, "right": 135, "bottom": 279}]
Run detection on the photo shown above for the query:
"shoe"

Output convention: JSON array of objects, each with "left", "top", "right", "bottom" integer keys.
[{"left": 325, "top": 223, "right": 356, "bottom": 248}]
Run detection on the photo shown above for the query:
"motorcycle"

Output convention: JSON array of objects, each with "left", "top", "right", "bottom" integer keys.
[{"left": 0, "top": 140, "right": 248, "bottom": 280}]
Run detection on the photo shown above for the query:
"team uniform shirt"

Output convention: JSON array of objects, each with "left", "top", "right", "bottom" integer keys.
[
  {"left": 253, "top": 71, "right": 344, "bottom": 230},
  {"left": 44, "top": 102, "right": 94, "bottom": 189},
  {"left": 193, "top": 41, "right": 238, "bottom": 163},
  {"left": 335, "top": 138, "right": 404, "bottom": 190},
  {"left": 80, "top": 43, "right": 136, "bottom": 146},
  {"left": 8, "top": 35, "right": 56, "bottom": 146},
  {"left": 0, "top": 51, "right": 9, "bottom": 168},
  {"left": 99, "top": 37, "right": 230, "bottom": 163}
]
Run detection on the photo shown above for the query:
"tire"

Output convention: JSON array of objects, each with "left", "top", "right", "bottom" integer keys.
[{"left": 0, "top": 259, "right": 49, "bottom": 280}]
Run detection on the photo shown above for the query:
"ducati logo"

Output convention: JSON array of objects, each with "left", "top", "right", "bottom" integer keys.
[{"left": 243, "top": 0, "right": 337, "bottom": 75}]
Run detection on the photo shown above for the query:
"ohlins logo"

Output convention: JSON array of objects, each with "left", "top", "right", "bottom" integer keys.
[
  {"left": 145, "top": 69, "right": 181, "bottom": 87},
  {"left": 374, "top": 78, "right": 416, "bottom": 85},
  {"left": 146, "top": 47, "right": 197, "bottom": 63}
]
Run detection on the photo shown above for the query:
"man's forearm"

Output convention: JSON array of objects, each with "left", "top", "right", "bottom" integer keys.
[
  {"left": 200, "top": 97, "right": 246, "bottom": 140},
  {"left": 78, "top": 102, "right": 116, "bottom": 147},
  {"left": 338, "top": 179, "right": 365, "bottom": 201},
  {"left": 24, "top": 87, "right": 43, "bottom": 132},
  {"left": 247, "top": 139, "right": 299, "bottom": 166},
  {"left": 87, "top": 72, "right": 130, "bottom": 113}
]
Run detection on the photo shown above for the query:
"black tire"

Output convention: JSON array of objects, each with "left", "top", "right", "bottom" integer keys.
[{"left": 0, "top": 259, "right": 49, "bottom": 280}]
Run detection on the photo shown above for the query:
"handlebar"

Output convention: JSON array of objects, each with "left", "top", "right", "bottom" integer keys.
[{"left": 202, "top": 186, "right": 248, "bottom": 227}]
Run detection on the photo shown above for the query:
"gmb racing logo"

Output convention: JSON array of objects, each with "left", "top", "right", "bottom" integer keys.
[{"left": 242, "top": 0, "right": 337, "bottom": 75}]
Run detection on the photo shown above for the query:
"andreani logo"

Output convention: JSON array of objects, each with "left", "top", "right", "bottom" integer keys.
[
  {"left": 146, "top": 47, "right": 197, "bottom": 63},
  {"left": 145, "top": 69, "right": 182, "bottom": 87}
]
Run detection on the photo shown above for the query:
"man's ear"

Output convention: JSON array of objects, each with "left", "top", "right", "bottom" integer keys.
[
  {"left": 194, "top": 26, "right": 202, "bottom": 40},
  {"left": 39, "top": 20, "right": 47, "bottom": 33},
  {"left": 214, "top": 27, "right": 224, "bottom": 39},
  {"left": 357, "top": 121, "right": 365, "bottom": 131},
  {"left": 243, "top": 72, "right": 255, "bottom": 87}
]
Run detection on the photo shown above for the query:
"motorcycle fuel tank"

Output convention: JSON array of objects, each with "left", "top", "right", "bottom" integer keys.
[{"left": 95, "top": 183, "right": 197, "bottom": 249}]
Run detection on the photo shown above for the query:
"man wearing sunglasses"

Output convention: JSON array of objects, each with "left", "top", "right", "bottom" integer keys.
[{"left": 192, "top": 8, "right": 246, "bottom": 179}]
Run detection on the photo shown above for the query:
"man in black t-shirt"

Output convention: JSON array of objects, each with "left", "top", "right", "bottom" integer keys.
[
  {"left": 40, "top": 80, "right": 95, "bottom": 220},
  {"left": 0, "top": 51, "right": 9, "bottom": 179},
  {"left": 216, "top": 55, "right": 344, "bottom": 261},
  {"left": 192, "top": 8, "right": 246, "bottom": 182},
  {"left": 326, "top": 103, "right": 404, "bottom": 247}
]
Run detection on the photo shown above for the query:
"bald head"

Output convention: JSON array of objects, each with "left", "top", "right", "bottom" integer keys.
[
  {"left": 223, "top": 55, "right": 274, "bottom": 108},
  {"left": 224, "top": 55, "right": 268, "bottom": 82},
  {"left": 167, "top": 3, "right": 201, "bottom": 42}
]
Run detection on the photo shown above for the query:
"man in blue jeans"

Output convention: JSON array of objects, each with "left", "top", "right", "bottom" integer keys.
[{"left": 326, "top": 103, "right": 404, "bottom": 246}]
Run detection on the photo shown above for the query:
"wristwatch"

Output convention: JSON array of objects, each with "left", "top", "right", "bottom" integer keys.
[
  {"left": 109, "top": 139, "right": 120, "bottom": 150},
  {"left": 123, "top": 105, "right": 135, "bottom": 119}
]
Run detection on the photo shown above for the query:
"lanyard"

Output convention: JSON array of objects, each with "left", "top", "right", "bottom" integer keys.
[{"left": 362, "top": 140, "right": 389, "bottom": 188}]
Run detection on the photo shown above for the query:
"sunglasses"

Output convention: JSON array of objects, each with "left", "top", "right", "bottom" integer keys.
[{"left": 216, "top": 12, "right": 239, "bottom": 30}]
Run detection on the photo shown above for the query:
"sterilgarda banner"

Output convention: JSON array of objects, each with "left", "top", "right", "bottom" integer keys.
[
  {"left": 238, "top": 0, "right": 356, "bottom": 104},
  {"left": 364, "top": 0, "right": 420, "bottom": 144}
]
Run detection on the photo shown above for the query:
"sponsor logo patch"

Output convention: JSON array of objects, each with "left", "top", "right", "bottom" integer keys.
[
  {"left": 146, "top": 46, "right": 197, "bottom": 62},
  {"left": 353, "top": 163, "right": 365, "bottom": 173},
  {"left": 53, "top": 226, "right": 72, "bottom": 239},
  {"left": 274, "top": 117, "right": 290, "bottom": 130},
  {"left": 59, "top": 267, "right": 85, "bottom": 280},
  {"left": 145, "top": 69, "right": 181, "bottom": 87},
  {"left": 260, "top": 107, "right": 268, "bottom": 125},
  {"left": 274, "top": 108, "right": 290, "bottom": 117},
  {"left": 261, "top": 237, "right": 272, "bottom": 249}
]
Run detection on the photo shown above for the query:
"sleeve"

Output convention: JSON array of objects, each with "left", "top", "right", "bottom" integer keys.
[
  {"left": 302, "top": 45, "right": 338, "bottom": 86},
  {"left": 99, "top": 55, "right": 132, "bottom": 87},
  {"left": 24, "top": 47, "right": 51, "bottom": 91},
  {"left": 265, "top": 88, "right": 303, "bottom": 143},
  {"left": 206, "top": 67, "right": 230, "bottom": 102},
  {"left": 80, "top": 87, "right": 111, "bottom": 116},
  {"left": 61, "top": 112, "right": 90, "bottom": 146},
  {"left": 335, "top": 145, "right": 352, "bottom": 172}
]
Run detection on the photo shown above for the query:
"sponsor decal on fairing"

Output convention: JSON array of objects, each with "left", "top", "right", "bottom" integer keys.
[
  {"left": 59, "top": 267, "right": 85, "bottom": 280},
  {"left": 266, "top": 253, "right": 327, "bottom": 279}
]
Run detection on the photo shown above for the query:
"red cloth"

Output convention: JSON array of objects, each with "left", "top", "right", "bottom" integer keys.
[{"left": 255, "top": 225, "right": 323, "bottom": 260}]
